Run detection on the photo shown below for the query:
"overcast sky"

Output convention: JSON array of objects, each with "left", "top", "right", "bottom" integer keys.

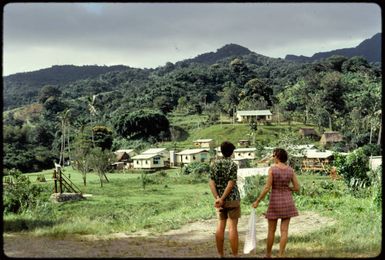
[{"left": 3, "top": 2, "right": 381, "bottom": 76}]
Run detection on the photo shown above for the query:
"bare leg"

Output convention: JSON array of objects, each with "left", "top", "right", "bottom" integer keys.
[
  {"left": 216, "top": 219, "right": 227, "bottom": 257},
  {"left": 267, "top": 219, "right": 278, "bottom": 258},
  {"left": 279, "top": 218, "right": 291, "bottom": 257},
  {"left": 227, "top": 218, "right": 239, "bottom": 256}
]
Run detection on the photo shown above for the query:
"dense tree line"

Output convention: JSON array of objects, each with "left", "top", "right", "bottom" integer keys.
[{"left": 2, "top": 48, "right": 382, "bottom": 172}]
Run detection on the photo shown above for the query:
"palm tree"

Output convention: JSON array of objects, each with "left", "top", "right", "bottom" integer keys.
[
  {"left": 87, "top": 94, "right": 98, "bottom": 147},
  {"left": 58, "top": 109, "right": 71, "bottom": 167}
]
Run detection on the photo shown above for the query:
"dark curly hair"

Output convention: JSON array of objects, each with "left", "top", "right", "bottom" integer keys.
[
  {"left": 220, "top": 141, "right": 235, "bottom": 158},
  {"left": 273, "top": 148, "right": 288, "bottom": 163}
]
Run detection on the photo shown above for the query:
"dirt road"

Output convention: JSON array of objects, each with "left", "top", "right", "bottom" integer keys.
[{"left": 4, "top": 211, "right": 334, "bottom": 257}]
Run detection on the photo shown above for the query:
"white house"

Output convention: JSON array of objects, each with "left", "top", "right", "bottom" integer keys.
[
  {"left": 142, "top": 148, "right": 170, "bottom": 162},
  {"left": 236, "top": 110, "right": 272, "bottom": 123},
  {"left": 234, "top": 147, "right": 257, "bottom": 160},
  {"left": 132, "top": 153, "right": 165, "bottom": 169},
  {"left": 193, "top": 139, "right": 214, "bottom": 148},
  {"left": 175, "top": 149, "right": 210, "bottom": 166}
]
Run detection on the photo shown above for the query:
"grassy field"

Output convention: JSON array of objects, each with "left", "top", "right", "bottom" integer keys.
[
  {"left": 3, "top": 167, "right": 382, "bottom": 257},
  {"left": 3, "top": 114, "right": 381, "bottom": 257}
]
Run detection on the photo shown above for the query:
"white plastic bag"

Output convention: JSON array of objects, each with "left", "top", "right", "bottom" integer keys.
[{"left": 243, "top": 207, "right": 256, "bottom": 254}]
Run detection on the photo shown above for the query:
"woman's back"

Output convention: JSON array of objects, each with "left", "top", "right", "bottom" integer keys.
[
  {"left": 271, "top": 165, "right": 293, "bottom": 190},
  {"left": 266, "top": 165, "right": 298, "bottom": 219}
]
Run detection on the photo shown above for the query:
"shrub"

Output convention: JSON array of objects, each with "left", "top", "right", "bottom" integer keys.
[
  {"left": 3, "top": 169, "right": 46, "bottom": 214},
  {"left": 332, "top": 148, "right": 370, "bottom": 191},
  {"left": 181, "top": 162, "right": 210, "bottom": 176}
]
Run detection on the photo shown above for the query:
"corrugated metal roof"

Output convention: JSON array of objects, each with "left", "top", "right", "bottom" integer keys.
[
  {"left": 142, "top": 148, "right": 167, "bottom": 154},
  {"left": 132, "top": 154, "right": 162, "bottom": 159},
  {"left": 234, "top": 148, "right": 257, "bottom": 152},
  {"left": 194, "top": 139, "right": 213, "bottom": 142},
  {"left": 237, "top": 110, "right": 272, "bottom": 116},
  {"left": 176, "top": 149, "right": 209, "bottom": 155},
  {"left": 114, "top": 149, "right": 135, "bottom": 154}
]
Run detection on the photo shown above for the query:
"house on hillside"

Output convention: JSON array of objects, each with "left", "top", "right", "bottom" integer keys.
[
  {"left": 234, "top": 147, "right": 257, "bottom": 160},
  {"left": 299, "top": 127, "right": 319, "bottom": 139},
  {"left": 175, "top": 149, "right": 210, "bottom": 166},
  {"left": 320, "top": 131, "right": 343, "bottom": 146},
  {"left": 238, "top": 139, "right": 251, "bottom": 147},
  {"left": 236, "top": 110, "right": 272, "bottom": 123},
  {"left": 193, "top": 139, "right": 214, "bottom": 149},
  {"left": 131, "top": 153, "right": 165, "bottom": 169}
]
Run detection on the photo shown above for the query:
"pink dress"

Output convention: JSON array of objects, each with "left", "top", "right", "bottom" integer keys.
[{"left": 265, "top": 165, "right": 298, "bottom": 219}]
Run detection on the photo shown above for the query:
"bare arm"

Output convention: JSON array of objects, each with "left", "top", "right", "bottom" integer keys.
[
  {"left": 209, "top": 179, "right": 220, "bottom": 199},
  {"left": 252, "top": 168, "right": 273, "bottom": 207}
]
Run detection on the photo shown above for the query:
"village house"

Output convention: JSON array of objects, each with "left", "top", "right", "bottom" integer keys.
[
  {"left": 112, "top": 149, "right": 137, "bottom": 170},
  {"left": 236, "top": 110, "right": 272, "bottom": 123},
  {"left": 142, "top": 148, "right": 170, "bottom": 163},
  {"left": 320, "top": 131, "right": 343, "bottom": 146},
  {"left": 238, "top": 139, "right": 251, "bottom": 147},
  {"left": 299, "top": 127, "right": 319, "bottom": 140},
  {"left": 131, "top": 153, "right": 165, "bottom": 169},
  {"left": 175, "top": 149, "right": 210, "bottom": 166},
  {"left": 193, "top": 139, "right": 214, "bottom": 149},
  {"left": 301, "top": 149, "right": 334, "bottom": 172},
  {"left": 234, "top": 147, "right": 257, "bottom": 160}
]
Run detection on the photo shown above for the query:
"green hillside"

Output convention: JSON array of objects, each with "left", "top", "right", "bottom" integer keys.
[{"left": 163, "top": 113, "right": 317, "bottom": 151}]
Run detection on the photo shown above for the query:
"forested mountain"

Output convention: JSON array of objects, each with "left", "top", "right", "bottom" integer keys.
[
  {"left": 176, "top": 43, "right": 252, "bottom": 65},
  {"left": 285, "top": 33, "right": 381, "bottom": 63},
  {"left": 3, "top": 39, "right": 382, "bottom": 173},
  {"left": 3, "top": 65, "right": 132, "bottom": 109}
]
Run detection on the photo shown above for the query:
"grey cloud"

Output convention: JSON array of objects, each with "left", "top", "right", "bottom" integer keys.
[{"left": 3, "top": 2, "right": 381, "bottom": 75}]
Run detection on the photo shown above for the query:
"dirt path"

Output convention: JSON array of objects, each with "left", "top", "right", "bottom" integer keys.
[{"left": 4, "top": 211, "right": 334, "bottom": 257}]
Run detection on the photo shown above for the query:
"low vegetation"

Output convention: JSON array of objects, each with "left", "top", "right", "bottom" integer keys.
[{"left": 3, "top": 163, "right": 382, "bottom": 257}]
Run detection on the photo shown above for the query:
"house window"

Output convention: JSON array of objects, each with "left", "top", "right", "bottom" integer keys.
[
  {"left": 238, "top": 153, "right": 241, "bottom": 156},
  {"left": 193, "top": 156, "right": 196, "bottom": 160},
  {"left": 145, "top": 160, "right": 148, "bottom": 164},
  {"left": 136, "top": 160, "right": 139, "bottom": 165},
  {"left": 185, "top": 156, "right": 188, "bottom": 160},
  {"left": 153, "top": 157, "right": 160, "bottom": 165},
  {"left": 248, "top": 153, "right": 251, "bottom": 156}
]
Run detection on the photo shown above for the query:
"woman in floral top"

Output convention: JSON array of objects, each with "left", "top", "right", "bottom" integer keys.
[{"left": 209, "top": 141, "right": 240, "bottom": 257}]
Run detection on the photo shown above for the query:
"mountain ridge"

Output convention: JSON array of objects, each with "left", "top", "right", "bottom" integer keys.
[{"left": 285, "top": 33, "right": 381, "bottom": 63}]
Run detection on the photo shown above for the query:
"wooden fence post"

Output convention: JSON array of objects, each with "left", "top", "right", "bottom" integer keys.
[{"left": 53, "top": 170, "right": 58, "bottom": 193}]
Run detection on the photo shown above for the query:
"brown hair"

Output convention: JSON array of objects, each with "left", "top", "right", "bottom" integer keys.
[
  {"left": 273, "top": 148, "right": 288, "bottom": 163},
  {"left": 220, "top": 141, "right": 235, "bottom": 158}
]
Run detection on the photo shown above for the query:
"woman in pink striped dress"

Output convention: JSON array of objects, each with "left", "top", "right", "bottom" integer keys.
[{"left": 252, "top": 148, "right": 300, "bottom": 258}]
